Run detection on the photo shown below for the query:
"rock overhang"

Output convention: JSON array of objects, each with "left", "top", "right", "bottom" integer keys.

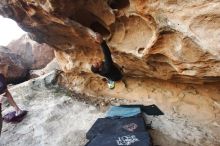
[{"left": 0, "top": 0, "right": 219, "bottom": 84}]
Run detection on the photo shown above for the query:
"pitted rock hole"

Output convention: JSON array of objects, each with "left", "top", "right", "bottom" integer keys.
[
  {"left": 138, "top": 48, "right": 145, "bottom": 54},
  {"left": 90, "top": 22, "right": 110, "bottom": 38},
  {"left": 190, "top": 14, "right": 220, "bottom": 56},
  {"left": 71, "top": 9, "right": 110, "bottom": 38},
  {"left": 108, "top": 0, "right": 130, "bottom": 9},
  {"left": 109, "top": 15, "right": 155, "bottom": 57}
]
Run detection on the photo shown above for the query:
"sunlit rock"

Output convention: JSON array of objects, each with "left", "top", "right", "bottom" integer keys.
[
  {"left": 7, "top": 34, "right": 54, "bottom": 70},
  {"left": 1, "top": 1, "right": 220, "bottom": 145},
  {"left": 0, "top": 46, "right": 28, "bottom": 83}
]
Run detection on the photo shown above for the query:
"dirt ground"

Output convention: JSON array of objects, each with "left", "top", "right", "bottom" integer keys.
[
  {"left": 0, "top": 87, "right": 191, "bottom": 146},
  {"left": 0, "top": 87, "right": 104, "bottom": 146},
  {"left": 0, "top": 72, "right": 211, "bottom": 146}
]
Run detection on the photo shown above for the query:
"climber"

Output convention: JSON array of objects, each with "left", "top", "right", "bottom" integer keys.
[
  {"left": 91, "top": 34, "right": 123, "bottom": 89},
  {"left": 0, "top": 72, "right": 27, "bottom": 135}
]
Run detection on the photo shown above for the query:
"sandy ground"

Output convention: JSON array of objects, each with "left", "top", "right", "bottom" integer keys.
[
  {"left": 0, "top": 72, "right": 214, "bottom": 146},
  {"left": 0, "top": 86, "right": 104, "bottom": 146},
  {"left": 0, "top": 72, "right": 104, "bottom": 146},
  {"left": 0, "top": 85, "right": 191, "bottom": 146}
]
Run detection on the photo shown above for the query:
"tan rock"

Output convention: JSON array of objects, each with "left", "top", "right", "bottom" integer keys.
[
  {"left": 7, "top": 34, "right": 54, "bottom": 70},
  {"left": 30, "top": 58, "right": 60, "bottom": 78},
  {"left": 0, "top": 46, "right": 28, "bottom": 83},
  {"left": 58, "top": 72, "right": 220, "bottom": 146},
  {"left": 1, "top": 0, "right": 220, "bottom": 145},
  {"left": 1, "top": 0, "right": 219, "bottom": 83}
]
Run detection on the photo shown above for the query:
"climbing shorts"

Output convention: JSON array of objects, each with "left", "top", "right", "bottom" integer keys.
[
  {"left": 0, "top": 104, "right": 2, "bottom": 136},
  {"left": 0, "top": 74, "right": 7, "bottom": 94}
]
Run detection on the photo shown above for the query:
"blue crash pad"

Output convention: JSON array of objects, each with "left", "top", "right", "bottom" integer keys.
[{"left": 106, "top": 106, "right": 141, "bottom": 118}]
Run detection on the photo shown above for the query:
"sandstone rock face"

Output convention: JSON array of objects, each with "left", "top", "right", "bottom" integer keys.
[
  {"left": 7, "top": 34, "right": 55, "bottom": 70},
  {"left": 0, "top": 0, "right": 219, "bottom": 83},
  {"left": 30, "top": 58, "right": 60, "bottom": 78},
  {"left": 1, "top": 1, "right": 220, "bottom": 145},
  {"left": 59, "top": 72, "right": 220, "bottom": 146},
  {"left": 0, "top": 46, "right": 28, "bottom": 83}
]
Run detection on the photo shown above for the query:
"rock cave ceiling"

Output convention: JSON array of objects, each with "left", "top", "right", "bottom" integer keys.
[{"left": 0, "top": 0, "right": 220, "bottom": 84}]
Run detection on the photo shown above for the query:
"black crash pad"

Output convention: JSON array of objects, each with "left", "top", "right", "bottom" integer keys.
[
  {"left": 86, "top": 116, "right": 146, "bottom": 140},
  {"left": 86, "top": 132, "right": 151, "bottom": 146},
  {"left": 121, "top": 104, "right": 164, "bottom": 116}
]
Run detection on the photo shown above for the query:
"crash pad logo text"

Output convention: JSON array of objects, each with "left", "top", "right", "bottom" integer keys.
[{"left": 116, "top": 135, "right": 139, "bottom": 145}]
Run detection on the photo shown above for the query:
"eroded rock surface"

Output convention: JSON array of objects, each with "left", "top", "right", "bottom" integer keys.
[
  {"left": 59, "top": 72, "right": 220, "bottom": 146},
  {"left": 0, "top": 46, "right": 28, "bottom": 83},
  {"left": 0, "top": 0, "right": 219, "bottom": 83},
  {"left": 30, "top": 58, "right": 60, "bottom": 78},
  {"left": 7, "top": 34, "right": 54, "bottom": 70},
  {"left": 0, "top": 1, "right": 220, "bottom": 145}
]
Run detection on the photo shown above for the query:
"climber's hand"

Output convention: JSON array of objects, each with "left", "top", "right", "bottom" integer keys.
[{"left": 94, "top": 33, "right": 103, "bottom": 44}]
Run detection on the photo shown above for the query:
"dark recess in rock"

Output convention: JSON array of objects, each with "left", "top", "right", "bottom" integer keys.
[
  {"left": 71, "top": 9, "right": 110, "bottom": 37},
  {"left": 108, "top": 0, "right": 130, "bottom": 9}
]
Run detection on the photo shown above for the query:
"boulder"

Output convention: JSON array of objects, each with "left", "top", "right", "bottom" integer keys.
[
  {"left": 0, "top": 46, "right": 28, "bottom": 83},
  {"left": 7, "top": 34, "right": 54, "bottom": 70},
  {"left": 0, "top": 0, "right": 219, "bottom": 83},
  {"left": 1, "top": 1, "right": 220, "bottom": 145},
  {"left": 30, "top": 58, "right": 60, "bottom": 78}
]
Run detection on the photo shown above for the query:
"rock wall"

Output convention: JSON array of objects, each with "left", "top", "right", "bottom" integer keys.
[
  {"left": 7, "top": 34, "right": 54, "bottom": 70},
  {"left": 0, "top": 0, "right": 219, "bottom": 83},
  {"left": 0, "top": 46, "right": 28, "bottom": 83},
  {"left": 0, "top": 0, "right": 220, "bottom": 145},
  {"left": 59, "top": 72, "right": 220, "bottom": 146}
]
